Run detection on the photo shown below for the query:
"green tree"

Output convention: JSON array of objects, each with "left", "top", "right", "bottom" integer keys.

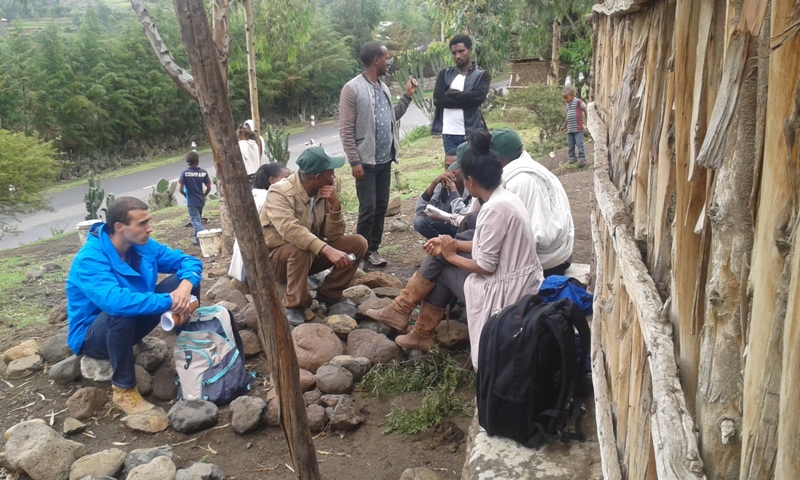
[
  {"left": 0, "top": 129, "right": 58, "bottom": 237},
  {"left": 327, "top": 0, "right": 382, "bottom": 56}
]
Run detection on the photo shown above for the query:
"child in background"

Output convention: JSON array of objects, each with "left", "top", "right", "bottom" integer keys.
[
  {"left": 560, "top": 85, "right": 587, "bottom": 166},
  {"left": 178, "top": 151, "right": 212, "bottom": 245}
]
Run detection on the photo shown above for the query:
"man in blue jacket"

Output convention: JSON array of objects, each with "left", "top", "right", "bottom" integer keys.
[
  {"left": 67, "top": 197, "right": 202, "bottom": 414},
  {"left": 431, "top": 34, "right": 491, "bottom": 153}
]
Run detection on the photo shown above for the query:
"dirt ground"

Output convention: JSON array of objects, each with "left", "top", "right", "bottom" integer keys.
[{"left": 0, "top": 144, "right": 593, "bottom": 480}]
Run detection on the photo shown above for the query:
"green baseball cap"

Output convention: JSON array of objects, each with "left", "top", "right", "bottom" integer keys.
[
  {"left": 296, "top": 146, "right": 346, "bottom": 174},
  {"left": 490, "top": 128, "right": 524, "bottom": 159},
  {"left": 448, "top": 141, "right": 470, "bottom": 172}
]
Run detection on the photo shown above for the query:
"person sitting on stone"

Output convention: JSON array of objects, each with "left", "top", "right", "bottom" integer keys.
[
  {"left": 370, "top": 132, "right": 543, "bottom": 369},
  {"left": 261, "top": 146, "right": 368, "bottom": 327},
  {"left": 412, "top": 149, "right": 472, "bottom": 239},
  {"left": 66, "top": 197, "right": 202, "bottom": 414},
  {"left": 488, "top": 128, "right": 574, "bottom": 276}
]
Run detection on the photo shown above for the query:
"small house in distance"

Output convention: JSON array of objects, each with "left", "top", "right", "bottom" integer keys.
[{"left": 507, "top": 57, "right": 570, "bottom": 87}]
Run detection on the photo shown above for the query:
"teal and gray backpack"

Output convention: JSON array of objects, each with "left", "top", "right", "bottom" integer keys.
[{"left": 174, "top": 305, "right": 254, "bottom": 405}]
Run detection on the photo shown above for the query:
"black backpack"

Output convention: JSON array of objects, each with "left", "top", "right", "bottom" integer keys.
[{"left": 477, "top": 295, "right": 591, "bottom": 448}]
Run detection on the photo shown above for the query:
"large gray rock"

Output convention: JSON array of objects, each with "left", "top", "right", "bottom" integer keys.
[
  {"left": 124, "top": 445, "right": 173, "bottom": 473},
  {"left": 126, "top": 456, "right": 176, "bottom": 480},
  {"left": 319, "top": 394, "right": 349, "bottom": 409},
  {"left": 135, "top": 365, "right": 152, "bottom": 396},
  {"left": 215, "top": 300, "right": 241, "bottom": 315},
  {"left": 238, "top": 303, "right": 259, "bottom": 331},
  {"left": 357, "top": 319, "right": 396, "bottom": 337},
  {"left": 400, "top": 467, "right": 443, "bottom": 480},
  {"left": 68, "top": 448, "right": 126, "bottom": 480},
  {"left": 151, "top": 367, "right": 178, "bottom": 401},
  {"left": 299, "top": 368, "right": 316, "bottom": 392},
  {"left": 213, "top": 287, "right": 248, "bottom": 308},
  {"left": 49, "top": 355, "right": 83, "bottom": 384},
  {"left": 303, "top": 389, "right": 322, "bottom": 407},
  {"left": 435, "top": 320, "right": 470, "bottom": 349},
  {"left": 386, "top": 195, "right": 402, "bottom": 216},
  {"left": 134, "top": 337, "right": 168, "bottom": 372},
  {"left": 175, "top": 462, "right": 225, "bottom": 480},
  {"left": 342, "top": 285, "right": 376, "bottom": 306},
  {"left": 354, "top": 271, "right": 404, "bottom": 290},
  {"left": 239, "top": 329, "right": 262, "bottom": 357},
  {"left": 67, "top": 386, "right": 107, "bottom": 420},
  {"left": 327, "top": 396, "right": 366, "bottom": 431},
  {"left": 80, "top": 356, "right": 112, "bottom": 382},
  {"left": 291, "top": 323, "right": 344, "bottom": 373},
  {"left": 315, "top": 364, "right": 353, "bottom": 394},
  {"left": 327, "top": 301, "right": 358, "bottom": 318},
  {"left": 329, "top": 355, "right": 372, "bottom": 383},
  {"left": 62, "top": 417, "right": 86, "bottom": 435},
  {"left": 4, "top": 419, "right": 47, "bottom": 441},
  {"left": 356, "top": 297, "right": 394, "bottom": 318},
  {"left": 5, "top": 421, "right": 82, "bottom": 480},
  {"left": 41, "top": 333, "right": 72, "bottom": 364},
  {"left": 263, "top": 389, "right": 280, "bottom": 427},
  {"left": 206, "top": 277, "right": 231, "bottom": 301},
  {"left": 121, "top": 407, "right": 169, "bottom": 433},
  {"left": 2, "top": 339, "right": 39, "bottom": 363},
  {"left": 49, "top": 298, "right": 69, "bottom": 324},
  {"left": 306, "top": 404, "right": 329, "bottom": 433},
  {"left": 347, "top": 329, "right": 403, "bottom": 366},
  {"left": 324, "top": 314, "right": 358, "bottom": 338},
  {"left": 230, "top": 396, "right": 267, "bottom": 434},
  {"left": 168, "top": 400, "right": 219, "bottom": 433},
  {"left": 7, "top": 354, "right": 43, "bottom": 379}
]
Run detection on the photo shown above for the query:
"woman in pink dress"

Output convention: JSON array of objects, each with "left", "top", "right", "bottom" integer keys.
[{"left": 396, "top": 131, "right": 543, "bottom": 369}]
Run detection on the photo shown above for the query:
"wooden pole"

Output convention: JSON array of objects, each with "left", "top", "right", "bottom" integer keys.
[
  {"left": 243, "top": 0, "right": 260, "bottom": 134},
  {"left": 171, "top": 0, "right": 319, "bottom": 477}
]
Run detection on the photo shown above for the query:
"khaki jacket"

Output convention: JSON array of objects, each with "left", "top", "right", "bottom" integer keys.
[{"left": 260, "top": 173, "right": 344, "bottom": 255}]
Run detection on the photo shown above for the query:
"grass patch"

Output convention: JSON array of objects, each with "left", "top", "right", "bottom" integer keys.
[
  {"left": 0, "top": 254, "right": 73, "bottom": 330},
  {"left": 333, "top": 134, "right": 443, "bottom": 213},
  {"left": 362, "top": 346, "right": 475, "bottom": 435}
]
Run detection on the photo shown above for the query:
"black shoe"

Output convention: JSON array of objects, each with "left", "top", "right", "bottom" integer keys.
[
  {"left": 365, "top": 251, "right": 388, "bottom": 267},
  {"left": 284, "top": 307, "right": 306, "bottom": 328},
  {"left": 315, "top": 292, "right": 355, "bottom": 309}
]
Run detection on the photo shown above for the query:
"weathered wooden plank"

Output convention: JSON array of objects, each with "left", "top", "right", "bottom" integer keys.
[
  {"left": 594, "top": 170, "right": 706, "bottom": 478},
  {"left": 591, "top": 212, "right": 624, "bottom": 480}
]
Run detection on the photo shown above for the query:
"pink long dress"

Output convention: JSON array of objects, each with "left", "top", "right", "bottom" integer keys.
[{"left": 465, "top": 187, "right": 543, "bottom": 369}]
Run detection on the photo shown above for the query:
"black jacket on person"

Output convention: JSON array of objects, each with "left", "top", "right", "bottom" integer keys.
[{"left": 431, "top": 63, "right": 491, "bottom": 136}]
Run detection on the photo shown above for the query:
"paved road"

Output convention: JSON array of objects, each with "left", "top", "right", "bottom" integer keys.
[
  {"left": 0, "top": 106, "right": 429, "bottom": 250},
  {"left": 0, "top": 79, "right": 508, "bottom": 250}
]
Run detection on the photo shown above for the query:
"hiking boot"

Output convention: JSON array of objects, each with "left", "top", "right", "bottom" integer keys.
[
  {"left": 365, "top": 251, "right": 388, "bottom": 267},
  {"left": 112, "top": 385, "right": 155, "bottom": 415},
  {"left": 284, "top": 307, "right": 307, "bottom": 329},
  {"left": 315, "top": 292, "right": 355, "bottom": 309},
  {"left": 395, "top": 302, "right": 446, "bottom": 352},
  {"left": 366, "top": 272, "right": 435, "bottom": 331}
]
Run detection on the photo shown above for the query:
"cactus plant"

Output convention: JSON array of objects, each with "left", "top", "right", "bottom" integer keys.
[
  {"left": 265, "top": 125, "right": 290, "bottom": 165},
  {"left": 146, "top": 178, "right": 177, "bottom": 211},
  {"left": 100, "top": 193, "right": 116, "bottom": 219},
  {"left": 84, "top": 171, "right": 105, "bottom": 220}
]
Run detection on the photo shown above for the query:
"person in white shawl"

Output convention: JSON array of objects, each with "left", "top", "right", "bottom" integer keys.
[
  {"left": 491, "top": 128, "right": 574, "bottom": 276},
  {"left": 237, "top": 125, "right": 262, "bottom": 177},
  {"left": 228, "top": 163, "right": 290, "bottom": 281}
]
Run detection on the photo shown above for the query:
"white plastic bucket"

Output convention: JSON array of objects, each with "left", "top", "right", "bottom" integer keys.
[
  {"left": 76, "top": 219, "right": 103, "bottom": 245},
  {"left": 197, "top": 228, "right": 223, "bottom": 257}
]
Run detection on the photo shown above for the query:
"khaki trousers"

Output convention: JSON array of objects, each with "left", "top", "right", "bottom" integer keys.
[{"left": 270, "top": 235, "right": 368, "bottom": 308}]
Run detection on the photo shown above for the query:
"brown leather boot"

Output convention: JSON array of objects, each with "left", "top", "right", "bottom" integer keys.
[
  {"left": 366, "top": 272, "right": 435, "bottom": 331},
  {"left": 395, "top": 302, "right": 446, "bottom": 351}
]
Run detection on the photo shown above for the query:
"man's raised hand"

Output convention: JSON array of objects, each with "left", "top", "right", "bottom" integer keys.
[{"left": 318, "top": 186, "right": 341, "bottom": 211}]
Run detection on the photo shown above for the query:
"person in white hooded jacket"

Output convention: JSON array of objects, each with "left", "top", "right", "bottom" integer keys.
[{"left": 490, "top": 129, "right": 574, "bottom": 276}]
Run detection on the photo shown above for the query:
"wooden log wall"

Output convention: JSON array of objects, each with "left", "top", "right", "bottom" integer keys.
[{"left": 589, "top": 0, "right": 800, "bottom": 477}]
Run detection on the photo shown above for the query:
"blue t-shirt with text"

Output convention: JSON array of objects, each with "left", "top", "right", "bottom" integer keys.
[{"left": 179, "top": 167, "right": 211, "bottom": 207}]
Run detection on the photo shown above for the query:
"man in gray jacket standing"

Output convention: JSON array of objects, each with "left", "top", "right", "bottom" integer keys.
[{"left": 339, "top": 41, "right": 417, "bottom": 267}]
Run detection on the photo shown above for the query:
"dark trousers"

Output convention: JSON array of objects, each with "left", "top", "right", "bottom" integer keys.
[
  {"left": 355, "top": 162, "right": 392, "bottom": 252},
  {"left": 567, "top": 132, "right": 586, "bottom": 163},
  {"left": 80, "top": 275, "right": 200, "bottom": 388},
  {"left": 413, "top": 215, "right": 458, "bottom": 240},
  {"left": 442, "top": 134, "right": 467, "bottom": 154},
  {"left": 187, "top": 205, "right": 204, "bottom": 239}
]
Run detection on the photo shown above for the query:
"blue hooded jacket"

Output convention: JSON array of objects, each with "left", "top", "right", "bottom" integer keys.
[{"left": 66, "top": 222, "right": 203, "bottom": 354}]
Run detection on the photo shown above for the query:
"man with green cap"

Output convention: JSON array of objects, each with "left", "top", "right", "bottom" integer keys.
[
  {"left": 490, "top": 128, "right": 574, "bottom": 276},
  {"left": 260, "top": 146, "right": 368, "bottom": 326}
]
